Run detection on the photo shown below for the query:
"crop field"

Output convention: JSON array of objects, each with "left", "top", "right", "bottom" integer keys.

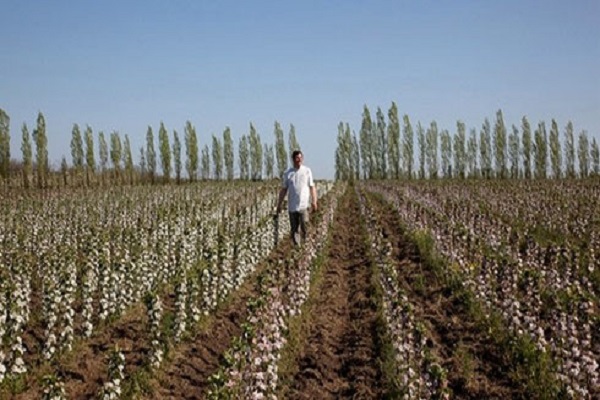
[{"left": 0, "top": 179, "right": 598, "bottom": 399}]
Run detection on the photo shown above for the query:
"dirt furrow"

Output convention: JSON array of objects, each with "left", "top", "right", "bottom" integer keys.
[{"left": 285, "top": 187, "right": 384, "bottom": 399}]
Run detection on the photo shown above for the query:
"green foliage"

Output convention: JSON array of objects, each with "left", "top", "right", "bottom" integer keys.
[
  {"left": 403, "top": 114, "right": 414, "bottom": 179},
  {"left": 578, "top": 130, "right": 590, "bottom": 177},
  {"left": 522, "top": 116, "right": 532, "bottom": 179},
  {"left": 158, "top": 122, "right": 171, "bottom": 180},
  {"left": 0, "top": 108, "right": 9, "bottom": 183},
  {"left": 223, "top": 127, "right": 234, "bottom": 180},
  {"left": 274, "top": 121, "right": 287, "bottom": 178},
  {"left": 21, "top": 122, "right": 32, "bottom": 188},
  {"left": 146, "top": 126, "right": 157, "bottom": 182},
  {"left": 549, "top": 119, "right": 562, "bottom": 179},
  {"left": 212, "top": 134, "right": 223, "bottom": 180},
  {"left": 172, "top": 130, "right": 182, "bottom": 183},
  {"left": 387, "top": 102, "right": 400, "bottom": 179},
  {"left": 185, "top": 120, "right": 199, "bottom": 181},
  {"left": 494, "top": 109, "right": 508, "bottom": 178}
]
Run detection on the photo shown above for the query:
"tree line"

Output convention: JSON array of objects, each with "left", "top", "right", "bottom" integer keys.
[
  {"left": 335, "top": 103, "right": 600, "bottom": 180},
  {"left": 0, "top": 110, "right": 301, "bottom": 188}
]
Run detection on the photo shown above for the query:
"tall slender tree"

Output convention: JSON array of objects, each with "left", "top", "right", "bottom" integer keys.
[
  {"left": 99, "top": 131, "right": 109, "bottom": 184},
  {"left": 509, "top": 125, "right": 520, "bottom": 179},
  {"left": 172, "top": 130, "right": 182, "bottom": 184},
  {"left": 467, "top": 128, "right": 478, "bottom": 178},
  {"left": 0, "top": 109, "right": 11, "bottom": 184},
  {"left": 158, "top": 122, "right": 171, "bottom": 181},
  {"left": 521, "top": 116, "right": 532, "bottom": 179},
  {"left": 454, "top": 121, "right": 466, "bottom": 178},
  {"left": 403, "top": 115, "right": 414, "bottom": 179},
  {"left": 146, "top": 126, "right": 157, "bottom": 183},
  {"left": 417, "top": 122, "right": 426, "bottom": 179},
  {"left": 533, "top": 122, "right": 548, "bottom": 179},
  {"left": 274, "top": 121, "right": 287, "bottom": 177},
  {"left": 123, "top": 134, "right": 134, "bottom": 185},
  {"left": 21, "top": 123, "right": 32, "bottom": 188},
  {"left": 139, "top": 147, "right": 146, "bottom": 183},
  {"left": 480, "top": 118, "right": 492, "bottom": 179},
  {"left": 374, "top": 107, "right": 387, "bottom": 179},
  {"left": 71, "top": 123, "right": 84, "bottom": 185},
  {"left": 33, "top": 112, "right": 49, "bottom": 188},
  {"left": 264, "top": 143, "right": 274, "bottom": 179},
  {"left": 359, "top": 106, "right": 374, "bottom": 179},
  {"left": 223, "top": 127, "right": 234, "bottom": 180},
  {"left": 184, "top": 121, "right": 198, "bottom": 181},
  {"left": 238, "top": 135, "right": 249, "bottom": 180},
  {"left": 387, "top": 102, "right": 400, "bottom": 179},
  {"left": 85, "top": 125, "right": 95, "bottom": 186},
  {"left": 564, "top": 121, "right": 576, "bottom": 179},
  {"left": 549, "top": 119, "right": 562, "bottom": 179},
  {"left": 590, "top": 138, "right": 599, "bottom": 177},
  {"left": 201, "top": 144, "right": 210, "bottom": 180},
  {"left": 426, "top": 121, "right": 439, "bottom": 179},
  {"left": 352, "top": 133, "right": 360, "bottom": 180},
  {"left": 440, "top": 129, "right": 452, "bottom": 178},
  {"left": 288, "top": 124, "right": 300, "bottom": 155},
  {"left": 578, "top": 130, "right": 589, "bottom": 178},
  {"left": 211, "top": 134, "right": 223, "bottom": 180},
  {"left": 493, "top": 110, "right": 508, "bottom": 178},
  {"left": 110, "top": 131, "right": 122, "bottom": 183}
]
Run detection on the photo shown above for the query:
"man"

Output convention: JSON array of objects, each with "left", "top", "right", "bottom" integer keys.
[{"left": 276, "top": 150, "right": 318, "bottom": 246}]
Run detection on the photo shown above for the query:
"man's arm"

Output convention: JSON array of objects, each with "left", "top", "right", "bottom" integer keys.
[{"left": 310, "top": 185, "right": 318, "bottom": 211}]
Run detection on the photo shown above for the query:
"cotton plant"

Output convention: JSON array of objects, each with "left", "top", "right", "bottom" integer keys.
[
  {"left": 99, "top": 344, "right": 125, "bottom": 400},
  {"left": 146, "top": 293, "right": 164, "bottom": 369}
]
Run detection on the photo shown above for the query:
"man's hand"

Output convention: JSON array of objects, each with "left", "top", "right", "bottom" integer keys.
[{"left": 311, "top": 201, "right": 318, "bottom": 212}]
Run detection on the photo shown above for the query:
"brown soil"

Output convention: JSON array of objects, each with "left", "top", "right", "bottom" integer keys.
[{"left": 281, "top": 186, "right": 385, "bottom": 399}]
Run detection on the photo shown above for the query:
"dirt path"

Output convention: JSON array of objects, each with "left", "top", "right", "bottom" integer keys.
[{"left": 283, "top": 187, "right": 385, "bottom": 399}]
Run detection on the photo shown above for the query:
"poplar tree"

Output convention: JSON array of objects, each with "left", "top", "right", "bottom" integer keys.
[
  {"left": 417, "top": 122, "right": 426, "bottom": 179},
  {"left": 352, "top": 133, "right": 360, "bottom": 180},
  {"left": 387, "top": 102, "right": 400, "bottom": 179},
  {"left": 238, "top": 135, "right": 249, "bottom": 180},
  {"left": 549, "top": 119, "right": 562, "bottom": 179},
  {"left": 533, "top": 122, "right": 548, "bottom": 179},
  {"left": 578, "top": 130, "right": 589, "bottom": 178},
  {"left": 123, "top": 134, "right": 134, "bottom": 185},
  {"left": 467, "top": 128, "right": 478, "bottom": 178},
  {"left": 454, "top": 121, "right": 466, "bottom": 178},
  {"left": 590, "top": 138, "right": 599, "bottom": 177},
  {"left": 110, "top": 131, "right": 122, "bottom": 183},
  {"left": 201, "top": 144, "right": 210, "bottom": 180},
  {"left": 158, "top": 122, "right": 171, "bottom": 181},
  {"left": 564, "top": 121, "right": 576, "bottom": 179},
  {"left": 173, "top": 130, "right": 182, "bottom": 184},
  {"left": 33, "top": 112, "right": 49, "bottom": 188},
  {"left": 426, "top": 121, "right": 439, "bottom": 179},
  {"left": 359, "top": 106, "right": 374, "bottom": 179},
  {"left": 0, "top": 109, "right": 10, "bottom": 183},
  {"left": 139, "top": 147, "right": 146, "bottom": 183},
  {"left": 274, "top": 121, "right": 287, "bottom": 177},
  {"left": 85, "top": 125, "right": 95, "bottom": 186},
  {"left": 509, "top": 125, "right": 520, "bottom": 179},
  {"left": 99, "top": 131, "right": 109, "bottom": 184},
  {"left": 223, "top": 127, "right": 234, "bottom": 180},
  {"left": 264, "top": 143, "right": 274, "bottom": 179},
  {"left": 494, "top": 110, "right": 508, "bottom": 178},
  {"left": 249, "top": 124, "right": 262, "bottom": 180},
  {"left": 480, "top": 118, "right": 492, "bottom": 179},
  {"left": 402, "top": 115, "right": 414, "bottom": 179},
  {"left": 146, "top": 126, "right": 157, "bottom": 184},
  {"left": 375, "top": 107, "right": 387, "bottom": 179},
  {"left": 71, "top": 124, "right": 84, "bottom": 185},
  {"left": 521, "top": 116, "right": 532, "bottom": 179},
  {"left": 440, "top": 129, "right": 452, "bottom": 178},
  {"left": 288, "top": 124, "right": 300, "bottom": 156},
  {"left": 336, "top": 122, "right": 353, "bottom": 180},
  {"left": 184, "top": 121, "right": 198, "bottom": 182},
  {"left": 211, "top": 134, "right": 223, "bottom": 180},
  {"left": 21, "top": 123, "right": 32, "bottom": 188}
]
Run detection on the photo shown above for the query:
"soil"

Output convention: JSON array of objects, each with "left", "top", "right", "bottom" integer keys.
[{"left": 281, "top": 186, "right": 385, "bottom": 399}]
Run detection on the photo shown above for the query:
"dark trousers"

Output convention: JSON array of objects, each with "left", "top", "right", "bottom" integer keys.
[{"left": 289, "top": 209, "right": 309, "bottom": 245}]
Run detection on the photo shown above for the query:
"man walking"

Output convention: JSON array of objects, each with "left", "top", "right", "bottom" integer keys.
[{"left": 276, "top": 150, "right": 318, "bottom": 246}]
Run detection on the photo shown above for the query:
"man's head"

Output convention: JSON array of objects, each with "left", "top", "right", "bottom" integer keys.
[{"left": 292, "top": 150, "right": 303, "bottom": 169}]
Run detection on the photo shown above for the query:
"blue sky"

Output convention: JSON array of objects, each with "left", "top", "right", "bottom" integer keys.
[{"left": 2, "top": 0, "right": 599, "bottom": 179}]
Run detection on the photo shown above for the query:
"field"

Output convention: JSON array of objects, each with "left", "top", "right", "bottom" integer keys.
[{"left": 0, "top": 180, "right": 598, "bottom": 399}]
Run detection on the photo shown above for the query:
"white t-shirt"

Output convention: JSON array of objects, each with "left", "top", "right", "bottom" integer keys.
[{"left": 281, "top": 165, "right": 314, "bottom": 212}]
